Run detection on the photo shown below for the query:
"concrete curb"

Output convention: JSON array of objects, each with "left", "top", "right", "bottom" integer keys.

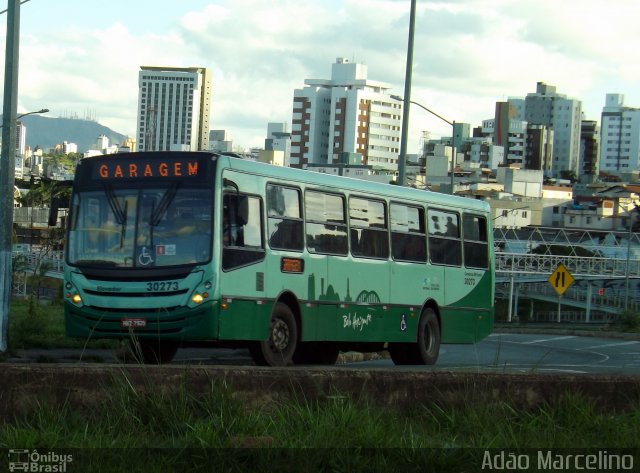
[{"left": 1, "top": 364, "right": 639, "bottom": 419}]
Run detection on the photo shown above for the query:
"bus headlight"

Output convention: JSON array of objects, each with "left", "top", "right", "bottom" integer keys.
[
  {"left": 71, "top": 293, "right": 82, "bottom": 304},
  {"left": 192, "top": 293, "right": 204, "bottom": 304}
]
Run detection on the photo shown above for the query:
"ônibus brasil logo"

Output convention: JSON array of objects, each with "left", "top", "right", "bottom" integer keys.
[{"left": 8, "top": 449, "right": 73, "bottom": 472}]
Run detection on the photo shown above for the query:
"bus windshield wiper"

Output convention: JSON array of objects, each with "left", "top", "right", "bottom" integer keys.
[
  {"left": 120, "top": 200, "right": 128, "bottom": 249},
  {"left": 150, "top": 182, "right": 180, "bottom": 226},
  {"left": 104, "top": 184, "right": 125, "bottom": 224}
]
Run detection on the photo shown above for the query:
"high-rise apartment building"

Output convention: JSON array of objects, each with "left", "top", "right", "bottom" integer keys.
[
  {"left": 15, "top": 121, "right": 26, "bottom": 157},
  {"left": 136, "top": 66, "right": 212, "bottom": 152},
  {"left": 510, "top": 82, "right": 582, "bottom": 179},
  {"left": 579, "top": 120, "right": 599, "bottom": 182},
  {"left": 599, "top": 93, "right": 640, "bottom": 178},
  {"left": 291, "top": 58, "right": 401, "bottom": 170}
]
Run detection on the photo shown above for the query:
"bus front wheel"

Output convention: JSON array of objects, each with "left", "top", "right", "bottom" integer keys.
[
  {"left": 250, "top": 302, "right": 298, "bottom": 367},
  {"left": 389, "top": 308, "right": 440, "bottom": 365}
]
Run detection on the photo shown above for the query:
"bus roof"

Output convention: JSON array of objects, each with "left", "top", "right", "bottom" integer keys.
[{"left": 218, "top": 154, "right": 490, "bottom": 214}]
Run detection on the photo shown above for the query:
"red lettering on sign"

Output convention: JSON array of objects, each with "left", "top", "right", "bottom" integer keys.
[{"left": 97, "top": 159, "right": 201, "bottom": 179}]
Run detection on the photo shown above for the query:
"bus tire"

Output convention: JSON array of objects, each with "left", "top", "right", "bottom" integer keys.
[
  {"left": 415, "top": 308, "right": 441, "bottom": 365},
  {"left": 131, "top": 339, "right": 178, "bottom": 364},
  {"left": 389, "top": 309, "right": 440, "bottom": 365},
  {"left": 250, "top": 302, "right": 298, "bottom": 367}
]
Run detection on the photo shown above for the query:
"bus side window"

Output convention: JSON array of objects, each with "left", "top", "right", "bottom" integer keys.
[
  {"left": 222, "top": 194, "right": 265, "bottom": 271},
  {"left": 267, "top": 184, "right": 304, "bottom": 251},
  {"left": 349, "top": 197, "right": 388, "bottom": 259},
  {"left": 390, "top": 203, "right": 426, "bottom": 263},
  {"left": 428, "top": 209, "right": 462, "bottom": 266},
  {"left": 304, "top": 191, "right": 348, "bottom": 256},
  {"left": 463, "top": 214, "right": 489, "bottom": 269}
]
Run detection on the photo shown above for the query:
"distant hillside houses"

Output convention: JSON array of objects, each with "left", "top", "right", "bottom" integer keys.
[{"left": 48, "top": 134, "right": 136, "bottom": 158}]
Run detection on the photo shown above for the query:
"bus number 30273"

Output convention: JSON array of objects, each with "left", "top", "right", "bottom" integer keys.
[{"left": 146, "top": 281, "right": 179, "bottom": 292}]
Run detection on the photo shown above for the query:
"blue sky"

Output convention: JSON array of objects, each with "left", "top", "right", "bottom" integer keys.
[{"left": 2, "top": 0, "right": 640, "bottom": 152}]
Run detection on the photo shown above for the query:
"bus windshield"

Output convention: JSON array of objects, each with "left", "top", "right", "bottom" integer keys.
[{"left": 67, "top": 185, "right": 212, "bottom": 268}]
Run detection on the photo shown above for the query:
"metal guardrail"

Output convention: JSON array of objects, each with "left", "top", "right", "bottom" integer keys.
[
  {"left": 495, "top": 281, "right": 640, "bottom": 314},
  {"left": 495, "top": 253, "right": 639, "bottom": 279}
]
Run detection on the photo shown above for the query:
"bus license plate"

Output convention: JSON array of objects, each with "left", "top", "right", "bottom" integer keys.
[{"left": 121, "top": 318, "right": 147, "bottom": 328}]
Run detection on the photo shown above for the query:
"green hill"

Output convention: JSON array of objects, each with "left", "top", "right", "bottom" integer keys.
[{"left": 12, "top": 115, "right": 128, "bottom": 152}]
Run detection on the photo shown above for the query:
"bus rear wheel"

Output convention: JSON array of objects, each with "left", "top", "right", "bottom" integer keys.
[
  {"left": 250, "top": 302, "right": 298, "bottom": 367},
  {"left": 389, "top": 308, "right": 440, "bottom": 365}
]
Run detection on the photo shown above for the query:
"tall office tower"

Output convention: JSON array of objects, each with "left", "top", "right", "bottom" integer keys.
[
  {"left": 15, "top": 121, "right": 26, "bottom": 157},
  {"left": 599, "top": 94, "right": 640, "bottom": 178},
  {"left": 579, "top": 120, "right": 599, "bottom": 183},
  {"left": 291, "top": 58, "right": 401, "bottom": 170},
  {"left": 136, "top": 66, "right": 212, "bottom": 152},
  {"left": 490, "top": 102, "right": 527, "bottom": 167},
  {"left": 510, "top": 82, "right": 582, "bottom": 179}
]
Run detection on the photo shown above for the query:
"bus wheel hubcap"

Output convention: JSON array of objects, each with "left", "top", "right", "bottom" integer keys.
[{"left": 271, "top": 319, "right": 289, "bottom": 352}]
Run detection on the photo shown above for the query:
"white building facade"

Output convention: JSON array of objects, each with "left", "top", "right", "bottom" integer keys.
[
  {"left": 599, "top": 93, "right": 640, "bottom": 178},
  {"left": 136, "top": 66, "right": 212, "bottom": 152},
  {"left": 291, "top": 58, "right": 401, "bottom": 171}
]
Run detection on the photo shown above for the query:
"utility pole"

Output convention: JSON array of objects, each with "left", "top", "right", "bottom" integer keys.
[
  {"left": 397, "top": 0, "right": 416, "bottom": 187},
  {"left": 0, "top": 0, "right": 21, "bottom": 353}
]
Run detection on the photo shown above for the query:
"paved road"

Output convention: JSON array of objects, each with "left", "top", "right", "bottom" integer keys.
[
  {"left": 6, "top": 333, "right": 640, "bottom": 375},
  {"left": 343, "top": 333, "right": 640, "bottom": 375}
]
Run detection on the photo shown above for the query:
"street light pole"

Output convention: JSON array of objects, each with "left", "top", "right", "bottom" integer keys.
[
  {"left": 624, "top": 205, "right": 637, "bottom": 311},
  {"left": 390, "top": 95, "right": 456, "bottom": 194},
  {"left": 0, "top": 109, "right": 49, "bottom": 130},
  {"left": 397, "top": 0, "right": 416, "bottom": 187},
  {"left": 451, "top": 120, "right": 456, "bottom": 194},
  {"left": 0, "top": 0, "right": 21, "bottom": 353}
]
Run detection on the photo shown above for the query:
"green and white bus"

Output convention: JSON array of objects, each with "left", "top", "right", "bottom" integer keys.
[{"left": 62, "top": 151, "right": 494, "bottom": 366}]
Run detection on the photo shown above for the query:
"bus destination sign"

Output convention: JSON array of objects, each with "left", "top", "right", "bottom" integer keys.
[{"left": 93, "top": 157, "right": 202, "bottom": 180}]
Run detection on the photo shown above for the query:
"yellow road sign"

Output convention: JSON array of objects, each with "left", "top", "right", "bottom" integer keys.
[{"left": 548, "top": 264, "right": 575, "bottom": 296}]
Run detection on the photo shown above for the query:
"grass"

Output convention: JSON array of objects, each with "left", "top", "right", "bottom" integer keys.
[
  {"left": 0, "top": 378, "right": 638, "bottom": 472},
  {"left": 7, "top": 297, "right": 117, "bottom": 351}
]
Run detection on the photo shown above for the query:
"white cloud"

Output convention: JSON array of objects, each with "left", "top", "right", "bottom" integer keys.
[{"left": 1, "top": 0, "right": 638, "bottom": 153}]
